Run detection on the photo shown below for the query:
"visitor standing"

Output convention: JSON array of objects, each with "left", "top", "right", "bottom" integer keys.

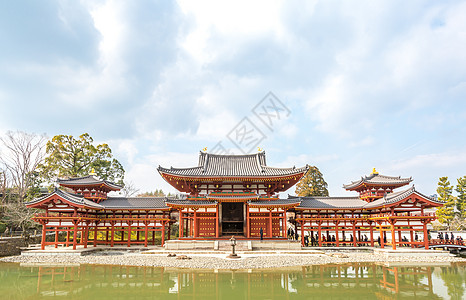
[{"left": 260, "top": 228, "right": 263, "bottom": 240}]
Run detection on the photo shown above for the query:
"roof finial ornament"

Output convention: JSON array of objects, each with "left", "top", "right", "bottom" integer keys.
[
  {"left": 257, "top": 147, "right": 263, "bottom": 152},
  {"left": 372, "top": 168, "right": 379, "bottom": 175},
  {"left": 202, "top": 147, "right": 207, "bottom": 152},
  {"left": 89, "top": 168, "right": 97, "bottom": 176}
]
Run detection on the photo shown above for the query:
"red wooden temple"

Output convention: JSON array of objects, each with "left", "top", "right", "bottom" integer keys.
[
  {"left": 26, "top": 152, "right": 444, "bottom": 250},
  {"left": 158, "top": 151, "right": 308, "bottom": 239}
]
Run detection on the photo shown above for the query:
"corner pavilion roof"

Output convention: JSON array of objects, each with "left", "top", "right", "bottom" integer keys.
[
  {"left": 57, "top": 175, "right": 122, "bottom": 191},
  {"left": 26, "top": 188, "right": 103, "bottom": 209},
  {"left": 157, "top": 151, "right": 308, "bottom": 178},
  {"left": 343, "top": 172, "right": 412, "bottom": 190}
]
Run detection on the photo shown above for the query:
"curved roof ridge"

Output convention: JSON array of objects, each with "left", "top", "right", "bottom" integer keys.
[
  {"left": 26, "top": 187, "right": 103, "bottom": 209},
  {"left": 158, "top": 151, "right": 307, "bottom": 178},
  {"left": 343, "top": 172, "right": 412, "bottom": 190}
]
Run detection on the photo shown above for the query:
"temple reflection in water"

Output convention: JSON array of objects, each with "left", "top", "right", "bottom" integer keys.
[{"left": 2, "top": 263, "right": 465, "bottom": 299}]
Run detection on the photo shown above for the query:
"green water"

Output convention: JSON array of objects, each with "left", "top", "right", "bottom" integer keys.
[{"left": 0, "top": 262, "right": 465, "bottom": 299}]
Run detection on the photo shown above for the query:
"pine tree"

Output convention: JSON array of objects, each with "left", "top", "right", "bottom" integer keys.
[
  {"left": 295, "top": 166, "right": 329, "bottom": 197},
  {"left": 455, "top": 176, "right": 466, "bottom": 219},
  {"left": 436, "top": 176, "right": 455, "bottom": 229}
]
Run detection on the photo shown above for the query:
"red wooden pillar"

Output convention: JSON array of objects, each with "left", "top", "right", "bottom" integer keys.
[
  {"left": 54, "top": 226, "right": 59, "bottom": 248},
  {"left": 83, "top": 223, "right": 90, "bottom": 249},
  {"left": 144, "top": 221, "right": 149, "bottom": 247},
  {"left": 390, "top": 220, "right": 396, "bottom": 250},
  {"left": 335, "top": 220, "right": 340, "bottom": 247},
  {"left": 110, "top": 221, "right": 115, "bottom": 247},
  {"left": 167, "top": 220, "right": 171, "bottom": 241},
  {"left": 72, "top": 221, "right": 78, "bottom": 250},
  {"left": 282, "top": 209, "right": 287, "bottom": 238},
  {"left": 379, "top": 223, "right": 384, "bottom": 248},
  {"left": 41, "top": 223, "right": 46, "bottom": 250},
  {"left": 423, "top": 221, "right": 429, "bottom": 250},
  {"left": 161, "top": 221, "right": 166, "bottom": 246},
  {"left": 246, "top": 205, "right": 250, "bottom": 238},
  {"left": 179, "top": 209, "right": 184, "bottom": 238},
  {"left": 93, "top": 222, "right": 98, "bottom": 247},
  {"left": 268, "top": 209, "right": 273, "bottom": 238},
  {"left": 193, "top": 209, "right": 198, "bottom": 238},
  {"left": 127, "top": 222, "right": 132, "bottom": 247},
  {"left": 352, "top": 221, "right": 357, "bottom": 247},
  {"left": 369, "top": 222, "right": 374, "bottom": 247},
  {"left": 301, "top": 220, "right": 305, "bottom": 246},
  {"left": 318, "top": 221, "right": 322, "bottom": 247},
  {"left": 216, "top": 205, "right": 220, "bottom": 238}
]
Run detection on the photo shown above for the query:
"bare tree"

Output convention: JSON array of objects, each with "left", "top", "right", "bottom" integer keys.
[
  {"left": 0, "top": 168, "right": 10, "bottom": 205},
  {"left": 3, "top": 202, "right": 38, "bottom": 233},
  {"left": 121, "top": 181, "right": 139, "bottom": 197},
  {"left": 0, "top": 131, "right": 47, "bottom": 202}
]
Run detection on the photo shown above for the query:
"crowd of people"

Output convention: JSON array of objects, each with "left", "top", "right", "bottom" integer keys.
[
  {"left": 436, "top": 232, "right": 464, "bottom": 245},
  {"left": 287, "top": 227, "right": 465, "bottom": 247}
]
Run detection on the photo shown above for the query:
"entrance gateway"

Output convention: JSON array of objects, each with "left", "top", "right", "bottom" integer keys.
[{"left": 25, "top": 151, "right": 444, "bottom": 250}]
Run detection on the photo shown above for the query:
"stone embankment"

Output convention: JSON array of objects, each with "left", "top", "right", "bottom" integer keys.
[
  {"left": 1, "top": 252, "right": 465, "bottom": 270},
  {"left": 0, "top": 236, "right": 40, "bottom": 257}
]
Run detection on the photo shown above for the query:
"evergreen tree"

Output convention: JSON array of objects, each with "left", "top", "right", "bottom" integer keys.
[
  {"left": 436, "top": 176, "right": 455, "bottom": 229},
  {"left": 455, "top": 176, "right": 466, "bottom": 219},
  {"left": 295, "top": 166, "right": 329, "bottom": 197},
  {"left": 39, "top": 133, "right": 125, "bottom": 185}
]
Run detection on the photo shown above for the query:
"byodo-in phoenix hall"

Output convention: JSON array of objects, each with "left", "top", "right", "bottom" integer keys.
[{"left": 26, "top": 151, "right": 444, "bottom": 250}]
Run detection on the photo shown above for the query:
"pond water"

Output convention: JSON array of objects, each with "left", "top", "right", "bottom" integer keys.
[{"left": 0, "top": 262, "right": 465, "bottom": 299}]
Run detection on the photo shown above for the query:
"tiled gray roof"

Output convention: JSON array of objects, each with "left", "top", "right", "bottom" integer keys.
[
  {"left": 165, "top": 200, "right": 218, "bottom": 207},
  {"left": 57, "top": 175, "right": 122, "bottom": 190},
  {"left": 248, "top": 199, "right": 301, "bottom": 206},
  {"left": 101, "top": 197, "right": 169, "bottom": 209},
  {"left": 25, "top": 188, "right": 103, "bottom": 209},
  {"left": 158, "top": 151, "right": 308, "bottom": 178},
  {"left": 343, "top": 173, "right": 412, "bottom": 189},
  {"left": 297, "top": 197, "right": 366, "bottom": 209}
]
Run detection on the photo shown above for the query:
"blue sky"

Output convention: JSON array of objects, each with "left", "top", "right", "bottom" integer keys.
[{"left": 1, "top": 0, "right": 465, "bottom": 196}]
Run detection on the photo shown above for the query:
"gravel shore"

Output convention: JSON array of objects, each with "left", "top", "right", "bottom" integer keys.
[{"left": 1, "top": 252, "right": 465, "bottom": 269}]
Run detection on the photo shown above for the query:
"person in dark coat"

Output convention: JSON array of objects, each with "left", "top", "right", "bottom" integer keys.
[
  {"left": 310, "top": 235, "right": 316, "bottom": 246},
  {"left": 295, "top": 231, "right": 299, "bottom": 241},
  {"left": 377, "top": 236, "right": 381, "bottom": 246},
  {"left": 260, "top": 228, "right": 263, "bottom": 240},
  {"left": 304, "top": 235, "right": 309, "bottom": 247}
]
